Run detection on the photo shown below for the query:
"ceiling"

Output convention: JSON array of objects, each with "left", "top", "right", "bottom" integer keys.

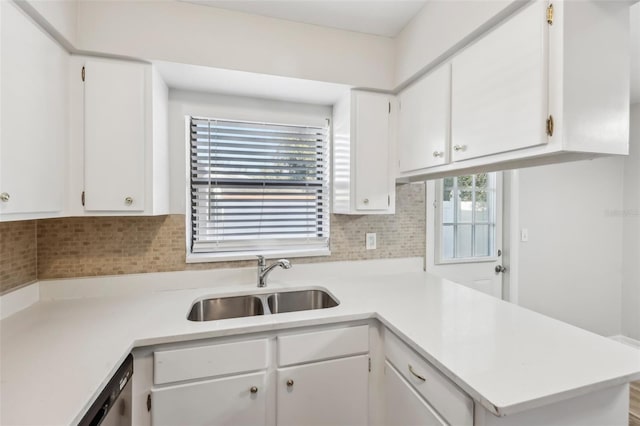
[{"left": 180, "top": 0, "right": 427, "bottom": 37}]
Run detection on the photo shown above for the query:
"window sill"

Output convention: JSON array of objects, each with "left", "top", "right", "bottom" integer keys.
[{"left": 186, "top": 248, "right": 331, "bottom": 264}]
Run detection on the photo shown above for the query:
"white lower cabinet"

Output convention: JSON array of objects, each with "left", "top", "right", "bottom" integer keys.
[
  {"left": 135, "top": 323, "right": 480, "bottom": 426},
  {"left": 128, "top": 320, "right": 630, "bottom": 426},
  {"left": 384, "top": 361, "right": 445, "bottom": 426},
  {"left": 135, "top": 324, "right": 372, "bottom": 426},
  {"left": 384, "top": 329, "right": 474, "bottom": 426},
  {"left": 151, "top": 372, "right": 267, "bottom": 426},
  {"left": 277, "top": 355, "right": 369, "bottom": 426}
]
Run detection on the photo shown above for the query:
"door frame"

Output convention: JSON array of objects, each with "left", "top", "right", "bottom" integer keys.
[
  {"left": 502, "top": 170, "right": 519, "bottom": 304},
  {"left": 425, "top": 172, "right": 512, "bottom": 300}
]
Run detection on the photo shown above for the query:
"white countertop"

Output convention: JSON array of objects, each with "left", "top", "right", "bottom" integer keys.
[{"left": 1, "top": 263, "right": 639, "bottom": 425}]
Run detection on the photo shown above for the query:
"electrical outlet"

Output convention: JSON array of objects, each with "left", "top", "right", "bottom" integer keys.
[{"left": 365, "top": 233, "right": 376, "bottom": 250}]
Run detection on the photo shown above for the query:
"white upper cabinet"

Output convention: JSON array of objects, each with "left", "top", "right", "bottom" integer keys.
[
  {"left": 397, "top": 64, "right": 451, "bottom": 174},
  {"left": 451, "top": 0, "right": 548, "bottom": 162},
  {"left": 396, "top": 0, "right": 631, "bottom": 181},
  {"left": 84, "top": 60, "right": 146, "bottom": 212},
  {"left": 71, "top": 57, "right": 169, "bottom": 215},
  {"left": 333, "top": 90, "right": 396, "bottom": 215},
  {"left": 0, "top": 1, "right": 69, "bottom": 221}
]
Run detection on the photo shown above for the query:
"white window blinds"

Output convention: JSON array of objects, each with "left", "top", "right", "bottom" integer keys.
[{"left": 190, "top": 117, "right": 330, "bottom": 255}]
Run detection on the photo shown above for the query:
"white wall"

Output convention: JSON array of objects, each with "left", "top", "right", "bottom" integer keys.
[
  {"left": 631, "top": 3, "right": 639, "bottom": 104},
  {"left": 515, "top": 157, "right": 625, "bottom": 336},
  {"left": 393, "top": 0, "right": 514, "bottom": 86},
  {"left": 168, "top": 90, "right": 331, "bottom": 214},
  {"left": 76, "top": 0, "right": 394, "bottom": 90},
  {"left": 622, "top": 103, "right": 640, "bottom": 340}
]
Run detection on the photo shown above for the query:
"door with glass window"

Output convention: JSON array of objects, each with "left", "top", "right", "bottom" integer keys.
[{"left": 426, "top": 172, "right": 504, "bottom": 298}]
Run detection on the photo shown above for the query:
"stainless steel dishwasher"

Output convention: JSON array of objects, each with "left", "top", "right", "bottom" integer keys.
[{"left": 79, "top": 354, "right": 133, "bottom": 426}]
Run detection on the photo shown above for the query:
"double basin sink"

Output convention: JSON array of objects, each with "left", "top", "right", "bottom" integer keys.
[{"left": 188, "top": 289, "right": 339, "bottom": 322}]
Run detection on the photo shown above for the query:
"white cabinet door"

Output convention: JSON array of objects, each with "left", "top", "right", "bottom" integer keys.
[
  {"left": 451, "top": 0, "right": 548, "bottom": 162},
  {"left": 151, "top": 372, "right": 267, "bottom": 426},
  {"left": 84, "top": 60, "right": 145, "bottom": 211},
  {"left": 276, "top": 355, "right": 368, "bottom": 426},
  {"left": 384, "top": 361, "right": 446, "bottom": 426},
  {"left": 398, "top": 64, "right": 451, "bottom": 173},
  {"left": 0, "top": 2, "right": 67, "bottom": 218},
  {"left": 353, "top": 92, "right": 392, "bottom": 211}
]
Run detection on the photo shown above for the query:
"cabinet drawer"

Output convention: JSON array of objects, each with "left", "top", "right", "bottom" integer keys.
[
  {"left": 154, "top": 339, "right": 268, "bottom": 385},
  {"left": 277, "top": 325, "right": 368, "bottom": 366},
  {"left": 385, "top": 361, "right": 446, "bottom": 426},
  {"left": 385, "top": 331, "right": 473, "bottom": 426}
]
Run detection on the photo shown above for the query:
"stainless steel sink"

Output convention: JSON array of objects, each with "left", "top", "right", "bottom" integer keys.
[
  {"left": 187, "top": 295, "right": 264, "bottom": 321},
  {"left": 267, "top": 290, "right": 339, "bottom": 314},
  {"left": 187, "top": 289, "right": 338, "bottom": 321}
]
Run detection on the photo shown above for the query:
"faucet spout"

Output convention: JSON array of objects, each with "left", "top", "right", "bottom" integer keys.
[{"left": 257, "top": 256, "right": 292, "bottom": 287}]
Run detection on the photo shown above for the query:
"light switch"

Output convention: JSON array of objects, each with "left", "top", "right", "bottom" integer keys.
[
  {"left": 521, "top": 228, "right": 529, "bottom": 242},
  {"left": 365, "top": 233, "right": 376, "bottom": 250}
]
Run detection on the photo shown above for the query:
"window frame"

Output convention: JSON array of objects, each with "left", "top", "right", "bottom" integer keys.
[
  {"left": 434, "top": 172, "right": 501, "bottom": 265},
  {"left": 185, "top": 115, "right": 331, "bottom": 263}
]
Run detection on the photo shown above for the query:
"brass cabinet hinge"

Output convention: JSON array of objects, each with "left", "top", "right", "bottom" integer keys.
[
  {"left": 81, "top": 66, "right": 85, "bottom": 82},
  {"left": 546, "top": 115, "right": 554, "bottom": 137},
  {"left": 81, "top": 191, "right": 85, "bottom": 206},
  {"left": 546, "top": 4, "right": 554, "bottom": 25},
  {"left": 368, "top": 357, "right": 372, "bottom": 372},
  {"left": 388, "top": 102, "right": 391, "bottom": 114}
]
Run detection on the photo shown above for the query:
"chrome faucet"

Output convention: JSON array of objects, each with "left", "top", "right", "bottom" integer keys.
[{"left": 257, "top": 255, "right": 292, "bottom": 287}]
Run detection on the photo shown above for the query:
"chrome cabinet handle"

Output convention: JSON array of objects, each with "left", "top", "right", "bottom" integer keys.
[
  {"left": 124, "top": 197, "right": 133, "bottom": 206},
  {"left": 363, "top": 198, "right": 369, "bottom": 205},
  {"left": 0, "top": 192, "right": 9, "bottom": 202},
  {"left": 432, "top": 151, "right": 443, "bottom": 158},
  {"left": 408, "top": 365, "right": 426, "bottom": 382},
  {"left": 250, "top": 386, "right": 258, "bottom": 394},
  {"left": 453, "top": 145, "right": 467, "bottom": 152},
  {"left": 286, "top": 379, "right": 294, "bottom": 387}
]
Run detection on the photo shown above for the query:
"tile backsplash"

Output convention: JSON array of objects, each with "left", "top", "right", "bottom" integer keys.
[
  {"left": 1, "top": 183, "right": 425, "bottom": 287},
  {"left": 0, "top": 221, "right": 37, "bottom": 294}
]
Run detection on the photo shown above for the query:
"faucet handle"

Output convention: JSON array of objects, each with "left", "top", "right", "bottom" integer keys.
[
  {"left": 256, "top": 255, "right": 265, "bottom": 266},
  {"left": 278, "top": 259, "right": 292, "bottom": 269}
]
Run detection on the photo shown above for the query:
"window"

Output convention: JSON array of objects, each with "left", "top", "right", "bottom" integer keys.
[
  {"left": 437, "top": 173, "right": 497, "bottom": 262},
  {"left": 188, "top": 117, "right": 330, "bottom": 260}
]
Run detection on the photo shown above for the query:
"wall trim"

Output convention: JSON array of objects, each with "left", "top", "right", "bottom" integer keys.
[
  {"left": 609, "top": 335, "right": 640, "bottom": 350},
  {"left": 38, "top": 257, "right": 424, "bottom": 301},
  {"left": 0, "top": 282, "right": 39, "bottom": 320}
]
